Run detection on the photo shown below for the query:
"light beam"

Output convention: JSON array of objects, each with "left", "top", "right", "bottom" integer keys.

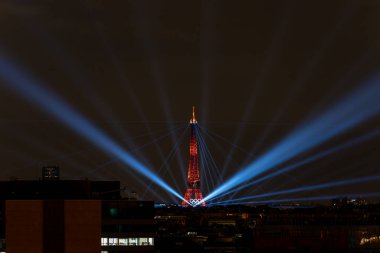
[
  {"left": 0, "top": 53, "right": 187, "bottom": 203},
  {"left": 207, "top": 127, "right": 380, "bottom": 201},
  {"left": 203, "top": 75, "right": 380, "bottom": 203},
  {"left": 211, "top": 174, "right": 380, "bottom": 205},
  {"left": 209, "top": 192, "right": 380, "bottom": 206}
]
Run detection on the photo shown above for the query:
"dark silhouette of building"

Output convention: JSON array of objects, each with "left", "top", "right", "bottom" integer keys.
[
  {"left": 0, "top": 177, "right": 155, "bottom": 253},
  {"left": 154, "top": 204, "right": 380, "bottom": 253},
  {"left": 101, "top": 200, "right": 155, "bottom": 252},
  {"left": 1, "top": 173, "right": 380, "bottom": 253}
]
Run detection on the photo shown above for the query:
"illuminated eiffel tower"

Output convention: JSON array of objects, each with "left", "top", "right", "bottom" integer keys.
[{"left": 182, "top": 107, "right": 206, "bottom": 207}]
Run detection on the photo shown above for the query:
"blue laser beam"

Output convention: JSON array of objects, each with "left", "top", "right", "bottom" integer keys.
[
  {"left": 81, "top": 2, "right": 189, "bottom": 185},
  {"left": 198, "top": 125, "right": 257, "bottom": 162},
  {"left": 249, "top": 2, "right": 356, "bottom": 159},
  {"left": 209, "top": 192, "right": 380, "bottom": 206},
  {"left": 203, "top": 75, "right": 380, "bottom": 203},
  {"left": 197, "top": 134, "right": 212, "bottom": 194},
  {"left": 131, "top": 2, "right": 188, "bottom": 184},
  {"left": 196, "top": 125, "right": 221, "bottom": 190},
  {"left": 207, "top": 127, "right": 380, "bottom": 202},
  {"left": 142, "top": 125, "right": 189, "bottom": 198},
  {"left": 81, "top": 124, "right": 185, "bottom": 177},
  {"left": 211, "top": 174, "right": 380, "bottom": 205},
  {"left": 0, "top": 53, "right": 187, "bottom": 203}
]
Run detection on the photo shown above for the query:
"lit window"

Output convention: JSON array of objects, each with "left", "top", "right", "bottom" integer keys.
[
  {"left": 100, "top": 237, "right": 154, "bottom": 247},
  {"left": 140, "top": 238, "right": 147, "bottom": 245},
  {"left": 108, "top": 238, "right": 118, "bottom": 246},
  {"left": 138, "top": 237, "right": 154, "bottom": 246},
  {"left": 119, "top": 238, "right": 128, "bottom": 245},
  {"left": 129, "top": 238, "right": 137, "bottom": 246},
  {"left": 101, "top": 237, "right": 108, "bottom": 246}
]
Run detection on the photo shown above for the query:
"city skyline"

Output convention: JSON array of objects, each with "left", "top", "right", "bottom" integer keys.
[{"left": 1, "top": 0, "right": 380, "bottom": 203}]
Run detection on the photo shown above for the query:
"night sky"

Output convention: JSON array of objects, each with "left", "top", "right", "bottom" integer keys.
[{"left": 1, "top": 0, "right": 380, "bottom": 203}]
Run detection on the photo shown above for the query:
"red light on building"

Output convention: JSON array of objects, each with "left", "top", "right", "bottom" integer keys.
[{"left": 182, "top": 107, "right": 206, "bottom": 207}]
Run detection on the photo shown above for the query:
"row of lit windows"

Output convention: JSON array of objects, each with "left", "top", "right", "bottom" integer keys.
[{"left": 101, "top": 237, "right": 154, "bottom": 246}]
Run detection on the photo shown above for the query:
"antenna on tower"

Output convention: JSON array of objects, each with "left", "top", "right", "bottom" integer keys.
[{"left": 190, "top": 106, "right": 197, "bottom": 124}]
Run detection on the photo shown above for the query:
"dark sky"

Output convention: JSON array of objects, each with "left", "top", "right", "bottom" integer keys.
[{"left": 1, "top": 0, "right": 380, "bottom": 203}]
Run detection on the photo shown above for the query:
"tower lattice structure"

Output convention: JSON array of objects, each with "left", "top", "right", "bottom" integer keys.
[{"left": 182, "top": 107, "right": 206, "bottom": 207}]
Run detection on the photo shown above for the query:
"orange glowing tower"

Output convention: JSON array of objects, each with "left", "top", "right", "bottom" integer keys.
[{"left": 182, "top": 107, "right": 206, "bottom": 207}]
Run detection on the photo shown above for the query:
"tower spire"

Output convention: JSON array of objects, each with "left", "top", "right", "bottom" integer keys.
[{"left": 190, "top": 106, "right": 197, "bottom": 124}]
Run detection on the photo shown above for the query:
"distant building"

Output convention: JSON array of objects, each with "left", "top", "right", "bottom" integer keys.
[
  {"left": 0, "top": 178, "right": 155, "bottom": 253},
  {"left": 101, "top": 200, "right": 155, "bottom": 252}
]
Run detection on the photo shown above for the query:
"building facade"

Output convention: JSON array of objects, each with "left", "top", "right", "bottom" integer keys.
[{"left": 0, "top": 179, "right": 155, "bottom": 253}]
